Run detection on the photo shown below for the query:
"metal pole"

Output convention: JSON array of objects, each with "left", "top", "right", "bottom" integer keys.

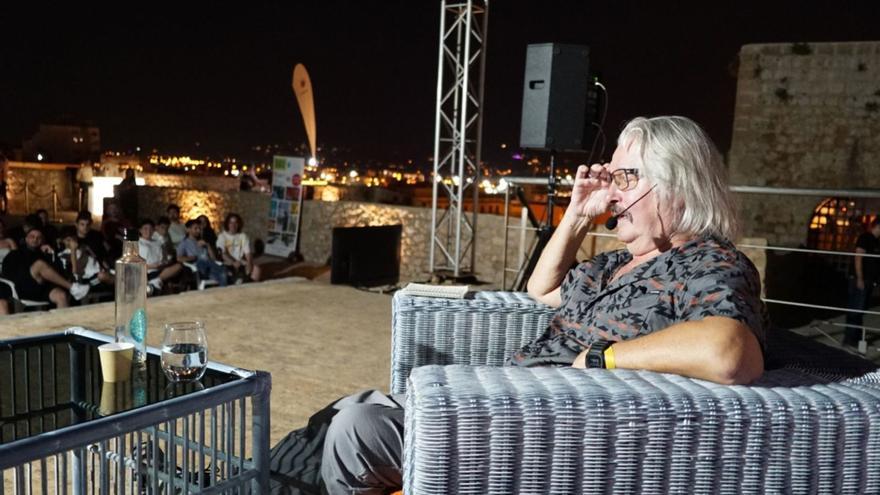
[
  {"left": 502, "top": 182, "right": 510, "bottom": 289},
  {"left": 546, "top": 150, "right": 556, "bottom": 227},
  {"left": 429, "top": 0, "right": 448, "bottom": 273},
  {"left": 470, "top": 0, "right": 489, "bottom": 275},
  {"left": 454, "top": 2, "right": 473, "bottom": 277},
  {"left": 251, "top": 373, "right": 272, "bottom": 493},
  {"left": 52, "top": 185, "right": 58, "bottom": 221}
]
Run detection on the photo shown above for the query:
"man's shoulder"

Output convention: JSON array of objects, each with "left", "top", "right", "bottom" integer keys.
[{"left": 674, "top": 236, "right": 757, "bottom": 275}]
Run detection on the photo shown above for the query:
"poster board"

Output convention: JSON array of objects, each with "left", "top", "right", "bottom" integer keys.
[{"left": 266, "top": 155, "right": 305, "bottom": 257}]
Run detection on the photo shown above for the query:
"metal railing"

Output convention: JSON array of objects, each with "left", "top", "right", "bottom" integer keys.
[
  {"left": 7, "top": 178, "right": 60, "bottom": 218},
  {"left": 500, "top": 178, "right": 880, "bottom": 353}
]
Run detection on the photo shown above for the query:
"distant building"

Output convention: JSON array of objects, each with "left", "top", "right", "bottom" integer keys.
[
  {"left": 21, "top": 123, "right": 101, "bottom": 163},
  {"left": 729, "top": 41, "right": 880, "bottom": 251}
]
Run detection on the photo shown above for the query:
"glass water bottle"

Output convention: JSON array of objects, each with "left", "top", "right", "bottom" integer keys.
[{"left": 115, "top": 227, "right": 148, "bottom": 364}]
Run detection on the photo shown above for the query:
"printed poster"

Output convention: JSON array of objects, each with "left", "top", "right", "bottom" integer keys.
[{"left": 266, "top": 155, "right": 305, "bottom": 257}]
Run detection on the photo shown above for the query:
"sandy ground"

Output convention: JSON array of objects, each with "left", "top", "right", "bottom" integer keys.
[{"left": 0, "top": 277, "right": 394, "bottom": 445}]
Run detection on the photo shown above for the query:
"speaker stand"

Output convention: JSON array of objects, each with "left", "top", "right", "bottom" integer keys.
[{"left": 515, "top": 150, "right": 559, "bottom": 291}]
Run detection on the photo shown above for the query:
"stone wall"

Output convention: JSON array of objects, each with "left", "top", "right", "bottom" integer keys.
[
  {"left": 140, "top": 173, "right": 239, "bottom": 192},
  {"left": 136, "top": 186, "right": 269, "bottom": 243},
  {"left": 729, "top": 41, "right": 880, "bottom": 246},
  {"left": 6, "top": 162, "right": 78, "bottom": 214}
]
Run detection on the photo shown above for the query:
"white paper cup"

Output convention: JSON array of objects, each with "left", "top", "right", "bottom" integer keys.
[{"left": 99, "top": 342, "right": 134, "bottom": 382}]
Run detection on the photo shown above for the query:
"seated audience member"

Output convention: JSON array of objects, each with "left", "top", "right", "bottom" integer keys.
[
  {"left": 0, "top": 217, "right": 18, "bottom": 266},
  {"left": 154, "top": 216, "right": 176, "bottom": 260},
  {"left": 75, "top": 210, "right": 110, "bottom": 268},
  {"left": 58, "top": 227, "right": 113, "bottom": 288},
  {"left": 137, "top": 219, "right": 183, "bottom": 296},
  {"left": 217, "top": 213, "right": 261, "bottom": 282},
  {"left": 177, "top": 219, "right": 228, "bottom": 287},
  {"left": 1, "top": 227, "right": 90, "bottom": 307},
  {"left": 0, "top": 218, "right": 15, "bottom": 315},
  {"left": 166, "top": 204, "right": 187, "bottom": 246},
  {"left": 197, "top": 214, "right": 218, "bottom": 247},
  {"left": 7, "top": 214, "right": 43, "bottom": 248},
  {"left": 36, "top": 209, "right": 59, "bottom": 249},
  {"left": 0, "top": 284, "right": 9, "bottom": 315}
]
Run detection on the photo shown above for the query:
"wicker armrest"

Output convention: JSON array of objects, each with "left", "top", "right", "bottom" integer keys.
[
  {"left": 403, "top": 364, "right": 880, "bottom": 494},
  {"left": 390, "top": 291, "right": 555, "bottom": 394}
]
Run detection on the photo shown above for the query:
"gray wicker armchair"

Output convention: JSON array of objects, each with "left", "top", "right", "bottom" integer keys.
[{"left": 391, "top": 290, "right": 880, "bottom": 494}]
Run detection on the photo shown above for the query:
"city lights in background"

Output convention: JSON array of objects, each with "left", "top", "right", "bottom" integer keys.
[{"left": 101, "top": 148, "right": 528, "bottom": 194}]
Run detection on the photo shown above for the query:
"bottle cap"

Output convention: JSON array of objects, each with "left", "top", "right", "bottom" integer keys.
[{"left": 124, "top": 228, "right": 138, "bottom": 241}]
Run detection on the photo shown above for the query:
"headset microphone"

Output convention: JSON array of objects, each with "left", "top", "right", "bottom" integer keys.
[{"left": 604, "top": 185, "right": 657, "bottom": 230}]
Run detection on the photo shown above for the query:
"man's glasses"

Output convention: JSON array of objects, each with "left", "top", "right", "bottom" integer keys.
[{"left": 608, "top": 168, "right": 640, "bottom": 191}]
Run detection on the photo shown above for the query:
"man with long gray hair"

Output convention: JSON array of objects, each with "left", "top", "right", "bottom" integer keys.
[{"left": 270, "top": 116, "right": 767, "bottom": 495}]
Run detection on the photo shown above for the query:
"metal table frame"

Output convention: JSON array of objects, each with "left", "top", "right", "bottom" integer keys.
[{"left": 0, "top": 328, "right": 271, "bottom": 494}]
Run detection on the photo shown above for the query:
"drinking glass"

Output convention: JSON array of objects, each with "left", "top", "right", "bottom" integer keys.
[{"left": 161, "top": 321, "right": 208, "bottom": 382}]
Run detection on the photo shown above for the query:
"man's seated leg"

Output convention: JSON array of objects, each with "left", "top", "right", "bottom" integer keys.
[
  {"left": 27, "top": 259, "right": 88, "bottom": 304},
  {"left": 147, "top": 270, "right": 163, "bottom": 296},
  {"left": 48, "top": 287, "right": 69, "bottom": 308},
  {"left": 320, "top": 395, "right": 404, "bottom": 495},
  {"left": 203, "top": 259, "right": 228, "bottom": 286}
]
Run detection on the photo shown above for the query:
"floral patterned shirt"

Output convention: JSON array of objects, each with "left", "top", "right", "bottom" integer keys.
[{"left": 510, "top": 235, "right": 767, "bottom": 367}]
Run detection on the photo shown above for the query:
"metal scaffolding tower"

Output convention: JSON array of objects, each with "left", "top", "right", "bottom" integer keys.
[{"left": 430, "top": 0, "right": 489, "bottom": 279}]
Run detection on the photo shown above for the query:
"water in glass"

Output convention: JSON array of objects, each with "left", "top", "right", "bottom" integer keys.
[{"left": 161, "top": 321, "right": 208, "bottom": 382}]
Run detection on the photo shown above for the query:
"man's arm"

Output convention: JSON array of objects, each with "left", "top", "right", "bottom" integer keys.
[
  {"left": 527, "top": 213, "right": 590, "bottom": 307},
  {"left": 573, "top": 316, "right": 764, "bottom": 385},
  {"left": 527, "top": 164, "right": 610, "bottom": 307},
  {"left": 70, "top": 249, "right": 82, "bottom": 277},
  {"left": 176, "top": 242, "right": 196, "bottom": 263},
  {"left": 206, "top": 243, "right": 218, "bottom": 261}
]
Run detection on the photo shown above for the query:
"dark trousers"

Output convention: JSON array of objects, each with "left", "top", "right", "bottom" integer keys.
[{"left": 845, "top": 278, "right": 876, "bottom": 343}]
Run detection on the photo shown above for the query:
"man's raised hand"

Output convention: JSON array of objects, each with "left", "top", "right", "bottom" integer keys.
[{"left": 567, "top": 163, "right": 611, "bottom": 222}]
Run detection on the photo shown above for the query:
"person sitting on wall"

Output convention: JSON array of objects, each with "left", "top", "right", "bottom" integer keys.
[
  {"left": 178, "top": 219, "right": 228, "bottom": 288},
  {"left": 116, "top": 168, "right": 139, "bottom": 224},
  {"left": 1, "top": 227, "right": 90, "bottom": 307},
  {"left": 76, "top": 161, "right": 94, "bottom": 211},
  {"left": 216, "top": 213, "right": 261, "bottom": 283},
  {"left": 166, "top": 204, "right": 187, "bottom": 247},
  {"left": 269, "top": 116, "right": 768, "bottom": 495},
  {"left": 137, "top": 218, "right": 183, "bottom": 296}
]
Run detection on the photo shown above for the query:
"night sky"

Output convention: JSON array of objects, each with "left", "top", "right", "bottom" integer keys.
[{"left": 1, "top": 2, "right": 878, "bottom": 164}]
